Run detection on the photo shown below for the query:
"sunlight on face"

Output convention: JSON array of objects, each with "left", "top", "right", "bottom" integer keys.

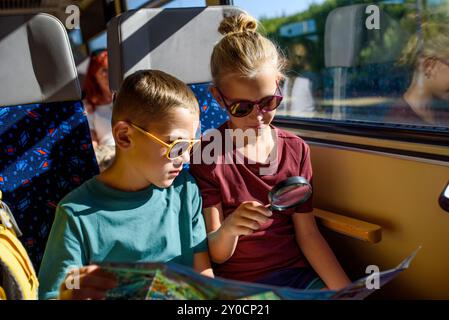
[
  {"left": 132, "top": 107, "right": 199, "bottom": 188},
  {"left": 217, "top": 66, "right": 280, "bottom": 133}
]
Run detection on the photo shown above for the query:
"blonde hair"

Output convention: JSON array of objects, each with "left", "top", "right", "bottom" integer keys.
[
  {"left": 210, "top": 13, "right": 286, "bottom": 85},
  {"left": 398, "top": 21, "right": 449, "bottom": 67},
  {"left": 112, "top": 69, "right": 199, "bottom": 126}
]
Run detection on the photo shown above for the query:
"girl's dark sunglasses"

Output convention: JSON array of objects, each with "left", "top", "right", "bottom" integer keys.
[{"left": 215, "top": 82, "right": 283, "bottom": 118}]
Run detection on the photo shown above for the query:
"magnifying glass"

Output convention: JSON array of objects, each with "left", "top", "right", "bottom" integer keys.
[{"left": 266, "top": 176, "right": 312, "bottom": 211}]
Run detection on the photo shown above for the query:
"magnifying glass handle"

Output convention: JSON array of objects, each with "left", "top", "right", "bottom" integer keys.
[{"left": 264, "top": 203, "right": 272, "bottom": 210}]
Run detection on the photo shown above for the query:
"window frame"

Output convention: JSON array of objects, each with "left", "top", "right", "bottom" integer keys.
[{"left": 273, "top": 116, "right": 449, "bottom": 163}]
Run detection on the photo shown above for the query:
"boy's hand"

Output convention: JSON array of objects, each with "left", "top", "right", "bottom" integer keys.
[
  {"left": 222, "top": 201, "right": 272, "bottom": 237},
  {"left": 59, "top": 265, "right": 117, "bottom": 300}
]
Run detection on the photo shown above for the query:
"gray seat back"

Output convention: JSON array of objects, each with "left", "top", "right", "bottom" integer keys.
[
  {"left": 0, "top": 13, "right": 81, "bottom": 106},
  {"left": 107, "top": 6, "right": 246, "bottom": 90}
]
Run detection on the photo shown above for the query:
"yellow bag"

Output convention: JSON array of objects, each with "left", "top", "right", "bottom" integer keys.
[{"left": 0, "top": 191, "right": 38, "bottom": 300}]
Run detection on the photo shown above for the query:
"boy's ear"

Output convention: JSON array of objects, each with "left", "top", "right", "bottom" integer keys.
[{"left": 113, "top": 121, "right": 132, "bottom": 149}]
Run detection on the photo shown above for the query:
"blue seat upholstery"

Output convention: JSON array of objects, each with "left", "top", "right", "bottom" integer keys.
[
  {"left": 189, "top": 83, "right": 228, "bottom": 133},
  {"left": 0, "top": 101, "right": 99, "bottom": 268}
]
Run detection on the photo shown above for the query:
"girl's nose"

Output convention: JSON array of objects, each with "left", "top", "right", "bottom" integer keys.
[
  {"left": 172, "top": 154, "right": 185, "bottom": 168},
  {"left": 250, "top": 103, "right": 263, "bottom": 117}
]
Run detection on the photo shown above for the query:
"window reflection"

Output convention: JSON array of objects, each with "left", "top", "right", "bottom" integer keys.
[
  {"left": 385, "top": 21, "right": 449, "bottom": 126},
  {"left": 236, "top": 0, "right": 449, "bottom": 129}
]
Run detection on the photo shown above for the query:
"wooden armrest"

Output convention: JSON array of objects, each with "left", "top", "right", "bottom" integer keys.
[{"left": 312, "top": 208, "right": 382, "bottom": 243}]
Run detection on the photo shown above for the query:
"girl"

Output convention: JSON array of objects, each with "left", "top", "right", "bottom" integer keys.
[{"left": 190, "top": 13, "right": 351, "bottom": 290}]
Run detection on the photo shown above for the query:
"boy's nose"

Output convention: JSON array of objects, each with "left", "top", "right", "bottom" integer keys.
[{"left": 180, "top": 149, "right": 191, "bottom": 164}]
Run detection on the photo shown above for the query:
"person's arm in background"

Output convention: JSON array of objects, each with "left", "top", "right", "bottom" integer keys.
[
  {"left": 293, "top": 212, "right": 351, "bottom": 290},
  {"left": 83, "top": 99, "right": 99, "bottom": 148},
  {"left": 90, "top": 129, "right": 99, "bottom": 149}
]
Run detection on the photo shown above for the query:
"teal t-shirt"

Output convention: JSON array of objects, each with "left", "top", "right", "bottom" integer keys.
[{"left": 38, "top": 170, "right": 208, "bottom": 299}]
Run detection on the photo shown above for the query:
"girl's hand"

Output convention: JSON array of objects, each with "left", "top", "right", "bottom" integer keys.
[
  {"left": 222, "top": 201, "right": 272, "bottom": 237},
  {"left": 59, "top": 265, "right": 117, "bottom": 300}
]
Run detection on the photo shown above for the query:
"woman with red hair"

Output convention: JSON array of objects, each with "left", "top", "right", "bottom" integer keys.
[{"left": 83, "top": 49, "right": 115, "bottom": 171}]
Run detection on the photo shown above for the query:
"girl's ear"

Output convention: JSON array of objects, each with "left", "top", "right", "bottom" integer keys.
[
  {"left": 422, "top": 56, "right": 437, "bottom": 78},
  {"left": 277, "top": 73, "right": 285, "bottom": 83},
  {"left": 113, "top": 121, "right": 132, "bottom": 150},
  {"left": 209, "top": 86, "right": 226, "bottom": 110}
]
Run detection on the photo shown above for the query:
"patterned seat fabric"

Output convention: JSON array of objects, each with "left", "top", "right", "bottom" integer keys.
[
  {"left": 0, "top": 101, "right": 99, "bottom": 270},
  {"left": 189, "top": 83, "right": 228, "bottom": 133}
]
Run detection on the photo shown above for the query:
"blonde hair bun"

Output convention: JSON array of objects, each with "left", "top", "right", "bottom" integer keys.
[
  {"left": 211, "top": 12, "right": 285, "bottom": 84},
  {"left": 218, "top": 13, "right": 258, "bottom": 36}
]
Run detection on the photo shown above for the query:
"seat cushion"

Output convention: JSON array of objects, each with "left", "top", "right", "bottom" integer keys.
[
  {"left": 0, "top": 100, "right": 99, "bottom": 269},
  {"left": 190, "top": 83, "right": 228, "bottom": 133}
]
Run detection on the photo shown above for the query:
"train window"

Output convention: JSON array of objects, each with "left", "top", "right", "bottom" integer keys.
[
  {"left": 126, "top": 0, "right": 205, "bottom": 11},
  {"left": 126, "top": 0, "right": 152, "bottom": 10},
  {"left": 162, "top": 0, "right": 205, "bottom": 8},
  {"left": 234, "top": 0, "right": 449, "bottom": 132},
  {"left": 88, "top": 30, "right": 107, "bottom": 53},
  {"left": 68, "top": 29, "right": 88, "bottom": 64},
  {"left": 68, "top": 29, "right": 83, "bottom": 47}
]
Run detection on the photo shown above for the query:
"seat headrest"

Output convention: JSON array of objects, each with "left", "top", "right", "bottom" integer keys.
[
  {"left": 325, "top": 4, "right": 407, "bottom": 68},
  {"left": 0, "top": 13, "right": 81, "bottom": 106},
  {"left": 107, "top": 6, "right": 246, "bottom": 90}
]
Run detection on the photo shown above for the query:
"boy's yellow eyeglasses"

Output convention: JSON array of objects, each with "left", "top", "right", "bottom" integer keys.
[{"left": 129, "top": 122, "right": 200, "bottom": 160}]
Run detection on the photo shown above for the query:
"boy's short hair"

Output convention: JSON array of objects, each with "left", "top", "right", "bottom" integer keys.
[{"left": 112, "top": 69, "right": 199, "bottom": 126}]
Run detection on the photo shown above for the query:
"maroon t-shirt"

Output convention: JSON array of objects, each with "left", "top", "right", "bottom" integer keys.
[{"left": 189, "top": 122, "right": 313, "bottom": 282}]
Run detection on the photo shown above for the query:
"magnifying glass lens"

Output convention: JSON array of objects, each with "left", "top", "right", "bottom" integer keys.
[
  {"left": 268, "top": 176, "right": 312, "bottom": 211},
  {"left": 272, "top": 184, "right": 311, "bottom": 208}
]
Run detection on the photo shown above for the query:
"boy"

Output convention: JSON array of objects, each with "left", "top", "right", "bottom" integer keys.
[{"left": 38, "top": 70, "right": 213, "bottom": 300}]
